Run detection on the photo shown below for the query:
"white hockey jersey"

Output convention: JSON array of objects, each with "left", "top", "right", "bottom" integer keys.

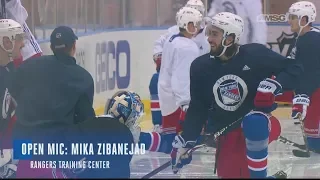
[
  {"left": 208, "top": 0, "right": 267, "bottom": 45},
  {"left": 153, "top": 25, "right": 210, "bottom": 57},
  {"left": 158, "top": 34, "right": 199, "bottom": 116},
  {"left": 1, "top": 0, "right": 42, "bottom": 60}
]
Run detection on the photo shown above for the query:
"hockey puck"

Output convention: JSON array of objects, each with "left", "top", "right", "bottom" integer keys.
[
  {"left": 292, "top": 149, "right": 310, "bottom": 158},
  {"left": 294, "top": 122, "right": 301, "bottom": 125}
]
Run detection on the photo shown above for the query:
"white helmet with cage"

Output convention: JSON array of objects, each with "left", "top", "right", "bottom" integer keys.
[
  {"left": 0, "top": 19, "right": 24, "bottom": 54},
  {"left": 177, "top": 6, "right": 203, "bottom": 35},
  {"left": 185, "top": 0, "right": 205, "bottom": 15},
  {"left": 206, "top": 12, "right": 244, "bottom": 57},
  {"left": 287, "top": 1, "right": 316, "bottom": 25}
]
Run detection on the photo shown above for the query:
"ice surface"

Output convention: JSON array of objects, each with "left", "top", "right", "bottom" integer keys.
[{"left": 130, "top": 119, "right": 320, "bottom": 178}]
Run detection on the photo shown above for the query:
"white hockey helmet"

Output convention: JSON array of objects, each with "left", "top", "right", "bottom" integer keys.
[
  {"left": 0, "top": 19, "right": 24, "bottom": 54},
  {"left": 209, "top": 12, "right": 244, "bottom": 44},
  {"left": 177, "top": 6, "right": 203, "bottom": 35},
  {"left": 206, "top": 12, "right": 244, "bottom": 57},
  {"left": 185, "top": 0, "right": 205, "bottom": 15},
  {"left": 287, "top": 1, "right": 316, "bottom": 25},
  {"left": 175, "top": 6, "right": 184, "bottom": 23}
]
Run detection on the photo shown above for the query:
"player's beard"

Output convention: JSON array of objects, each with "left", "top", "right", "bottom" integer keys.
[
  {"left": 210, "top": 44, "right": 224, "bottom": 57},
  {"left": 210, "top": 44, "right": 239, "bottom": 58}
]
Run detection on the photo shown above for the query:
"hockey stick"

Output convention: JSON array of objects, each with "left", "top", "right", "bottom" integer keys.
[
  {"left": 142, "top": 118, "right": 243, "bottom": 179},
  {"left": 292, "top": 116, "right": 310, "bottom": 158},
  {"left": 277, "top": 136, "right": 306, "bottom": 150},
  {"left": 141, "top": 144, "right": 206, "bottom": 179}
]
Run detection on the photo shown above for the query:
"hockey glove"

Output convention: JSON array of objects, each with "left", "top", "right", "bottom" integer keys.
[
  {"left": 171, "top": 135, "right": 196, "bottom": 174},
  {"left": 291, "top": 94, "right": 310, "bottom": 121},
  {"left": 254, "top": 78, "right": 282, "bottom": 113}
]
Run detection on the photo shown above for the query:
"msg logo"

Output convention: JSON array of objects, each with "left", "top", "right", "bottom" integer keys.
[{"left": 256, "top": 14, "right": 287, "bottom": 23}]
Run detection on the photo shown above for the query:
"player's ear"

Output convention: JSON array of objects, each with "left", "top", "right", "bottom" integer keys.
[
  {"left": 301, "top": 16, "right": 308, "bottom": 26},
  {"left": 225, "top": 34, "right": 235, "bottom": 46}
]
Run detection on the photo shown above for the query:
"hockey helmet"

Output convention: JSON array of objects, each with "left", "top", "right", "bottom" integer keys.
[
  {"left": 177, "top": 6, "right": 203, "bottom": 35},
  {"left": 105, "top": 90, "right": 144, "bottom": 128},
  {"left": 185, "top": 0, "right": 205, "bottom": 15},
  {"left": 205, "top": 12, "right": 244, "bottom": 56},
  {"left": 0, "top": 19, "right": 24, "bottom": 54},
  {"left": 287, "top": 1, "right": 316, "bottom": 25}
]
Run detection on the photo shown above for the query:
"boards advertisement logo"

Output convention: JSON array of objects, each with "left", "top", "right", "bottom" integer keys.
[
  {"left": 257, "top": 14, "right": 287, "bottom": 23},
  {"left": 95, "top": 40, "right": 131, "bottom": 94},
  {"left": 266, "top": 31, "right": 296, "bottom": 57}
]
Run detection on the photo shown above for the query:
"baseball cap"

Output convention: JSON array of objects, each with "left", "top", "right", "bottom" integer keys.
[{"left": 50, "top": 26, "right": 78, "bottom": 50}]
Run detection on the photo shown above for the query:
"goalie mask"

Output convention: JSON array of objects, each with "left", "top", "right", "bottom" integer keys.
[{"left": 104, "top": 90, "right": 144, "bottom": 128}]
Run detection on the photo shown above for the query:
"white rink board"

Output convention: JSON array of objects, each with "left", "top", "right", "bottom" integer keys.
[{"left": 38, "top": 25, "right": 314, "bottom": 114}]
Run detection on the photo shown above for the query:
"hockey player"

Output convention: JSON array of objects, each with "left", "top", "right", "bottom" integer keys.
[
  {"left": 286, "top": 1, "right": 320, "bottom": 153},
  {"left": 151, "top": 0, "right": 209, "bottom": 133},
  {"left": 149, "top": 57, "right": 162, "bottom": 132},
  {"left": 0, "top": 18, "right": 25, "bottom": 178},
  {"left": 137, "top": 7, "right": 204, "bottom": 155},
  {"left": 0, "top": 0, "right": 42, "bottom": 67},
  {"left": 72, "top": 90, "right": 143, "bottom": 178},
  {"left": 153, "top": 0, "right": 209, "bottom": 68},
  {"left": 158, "top": 6, "right": 202, "bottom": 143},
  {"left": 170, "top": 12, "right": 303, "bottom": 178},
  {"left": 11, "top": 90, "right": 139, "bottom": 178}
]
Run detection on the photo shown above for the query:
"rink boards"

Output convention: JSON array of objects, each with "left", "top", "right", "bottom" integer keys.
[{"left": 37, "top": 24, "right": 312, "bottom": 119}]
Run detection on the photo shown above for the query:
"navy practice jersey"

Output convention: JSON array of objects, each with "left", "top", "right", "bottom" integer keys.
[
  {"left": 287, "top": 28, "right": 320, "bottom": 96},
  {"left": 182, "top": 43, "right": 303, "bottom": 141}
]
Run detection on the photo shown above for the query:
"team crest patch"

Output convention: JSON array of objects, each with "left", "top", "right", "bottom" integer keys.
[
  {"left": 213, "top": 74, "right": 248, "bottom": 111},
  {"left": 219, "top": 81, "right": 241, "bottom": 105}
]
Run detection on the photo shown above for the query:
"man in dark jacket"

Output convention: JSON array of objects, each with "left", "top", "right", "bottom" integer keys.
[{"left": 10, "top": 26, "right": 96, "bottom": 178}]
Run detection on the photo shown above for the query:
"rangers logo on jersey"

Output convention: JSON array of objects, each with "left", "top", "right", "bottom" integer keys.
[
  {"left": 219, "top": 81, "right": 241, "bottom": 104},
  {"left": 213, "top": 74, "right": 248, "bottom": 111}
]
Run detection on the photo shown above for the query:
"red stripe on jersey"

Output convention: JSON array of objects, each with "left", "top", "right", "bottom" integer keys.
[
  {"left": 149, "top": 132, "right": 161, "bottom": 151},
  {"left": 247, "top": 156, "right": 268, "bottom": 170},
  {"left": 151, "top": 102, "right": 160, "bottom": 108}
]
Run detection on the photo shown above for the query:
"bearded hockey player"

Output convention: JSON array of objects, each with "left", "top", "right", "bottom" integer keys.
[
  {"left": 0, "top": 19, "right": 25, "bottom": 178},
  {"left": 0, "top": 0, "right": 42, "bottom": 67},
  {"left": 286, "top": 1, "right": 320, "bottom": 153},
  {"left": 170, "top": 12, "right": 304, "bottom": 178}
]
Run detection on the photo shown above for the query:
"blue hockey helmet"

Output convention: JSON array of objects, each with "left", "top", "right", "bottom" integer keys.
[{"left": 105, "top": 90, "right": 144, "bottom": 127}]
